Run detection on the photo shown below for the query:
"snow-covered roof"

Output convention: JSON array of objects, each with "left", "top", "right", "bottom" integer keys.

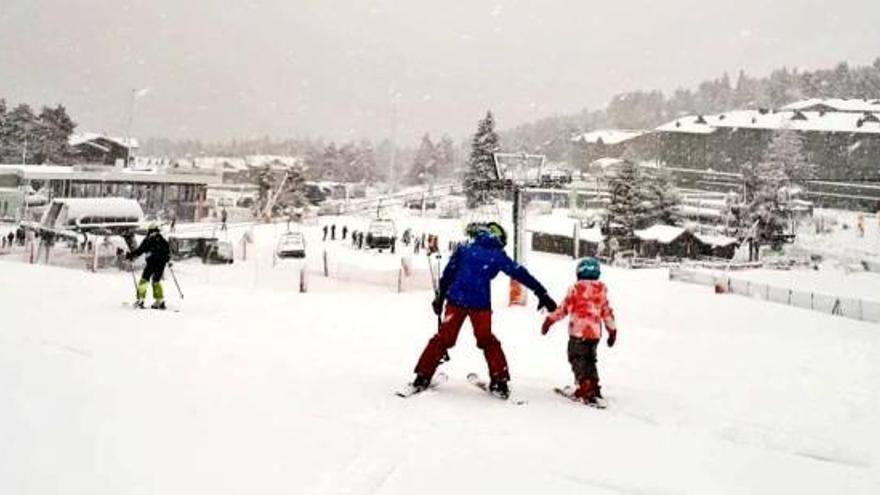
[
  {"left": 573, "top": 129, "right": 646, "bottom": 145},
  {"left": 527, "top": 214, "right": 606, "bottom": 243},
  {"left": 694, "top": 233, "right": 738, "bottom": 247},
  {"left": 655, "top": 116, "right": 718, "bottom": 135},
  {"left": 657, "top": 110, "right": 880, "bottom": 135},
  {"left": 782, "top": 98, "right": 880, "bottom": 114},
  {"left": 589, "top": 157, "right": 625, "bottom": 168},
  {"left": 0, "top": 164, "right": 222, "bottom": 185},
  {"left": 580, "top": 226, "right": 605, "bottom": 243},
  {"left": 52, "top": 197, "right": 144, "bottom": 220},
  {"left": 527, "top": 214, "right": 577, "bottom": 236},
  {"left": 634, "top": 225, "right": 688, "bottom": 244},
  {"left": 246, "top": 155, "right": 302, "bottom": 169},
  {"left": 69, "top": 132, "right": 139, "bottom": 150},
  {"left": 191, "top": 157, "right": 249, "bottom": 172}
]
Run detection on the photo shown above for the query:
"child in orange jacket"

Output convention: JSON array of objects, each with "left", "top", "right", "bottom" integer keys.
[{"left": 542, "top": 257, "right": 617, "bottom": 404}]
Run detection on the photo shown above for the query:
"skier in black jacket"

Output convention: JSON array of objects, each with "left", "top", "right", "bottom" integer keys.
[{"left": 126, "top": 222, "right": 172, "bottom": 309}]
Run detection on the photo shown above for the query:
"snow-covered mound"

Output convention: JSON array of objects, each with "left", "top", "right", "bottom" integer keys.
[{"left": 1, "top": 256, "right": 878, "bottom": 494}]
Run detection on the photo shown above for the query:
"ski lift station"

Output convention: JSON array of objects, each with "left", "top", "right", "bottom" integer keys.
[{"left": 0, "top": 164, "right": 222, "bottom": 222}]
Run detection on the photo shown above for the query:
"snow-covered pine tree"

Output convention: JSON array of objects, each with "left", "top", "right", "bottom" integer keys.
[
  {"left": 276, "top": 162, "right": 308, "bottom": 211},
  {"left": 320, "top": 143, "right": 340, "bottom": 180},
  {"left": 605, "top": 160, "right": 650, "bottom": 248},
  {"left": 407, "top": 133, "right": 435, "bottom": 185},
  {"left": 740, "top": 159, "right": 789, "bottom": 246},
  {"left": 356, "top": 139, "right": 380, "bottom": 184},
  {"left": 433, "top": 135, "right": 456, "bottom": 179},
  {"left": 643, "top": 166, "right": 680, "bottom": 226},
  {"left": 764, "top": 127, "right": 815, "bottom": 185},
  {"left": 465, "top": 111, "right": 501, "bottom": 207}
]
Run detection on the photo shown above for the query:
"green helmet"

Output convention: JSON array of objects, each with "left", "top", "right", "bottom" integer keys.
[
  {"left": 146, "top": 221, "right": 160, "bottom": 233},
  {"left": 464, "top": 222, "right": 484, "bottom": 238},
  {"left": 576, "top": 257, "right": 601, "bottom": 280},
  {"left": 485, "top": 221, "right": 507, "bottom": 247}
]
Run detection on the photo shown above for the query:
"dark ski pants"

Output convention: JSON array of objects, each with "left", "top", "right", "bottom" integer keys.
[
  {"left": 415, "top": 304, "right": 509, "bottom": 382},
  {"left": 568, "top": 337, "right": 600, "bottom": 383},
  {"left": 141, "top": 260, "right": 166, "bottom": 283}
]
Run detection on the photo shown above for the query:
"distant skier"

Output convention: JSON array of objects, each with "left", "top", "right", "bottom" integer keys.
[
  {"left": 220, "top": 208, "right": 228, "bottom": 231},
  {"left": 541, "top": 257, "right": 617, "bottom": 406},
  {"left": 410, "top": 222, "right": 557, "bottom": 398},
  {"left": 331, "top": 224, "right": 337, "bottom": 241},
  {"left": 342, "top": 225, "right": 348, "bottom": 240},
  {"left": 126, "top": 223, "right": 172, "bottom": 310},
  {"left": 323, "top": 225, "right": 328, "bottom": 241}
]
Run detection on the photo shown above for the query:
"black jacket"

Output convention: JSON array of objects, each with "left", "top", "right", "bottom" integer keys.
[{"left": 131, "top": 232, "right": 171, "bottom": 264}]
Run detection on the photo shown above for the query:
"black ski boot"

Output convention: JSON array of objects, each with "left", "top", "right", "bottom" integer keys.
[
  {"left": 151, "top": 300, "right": 167, "bottom": 310},
  {"left": 489, "top": 379, "right": 510, "bottom": 399},
  {"left": 412, "top": 374, "right": 431, "bottom": 392},
  {"left": 133, "top": 300, "right": 145, "bottom": 309}
]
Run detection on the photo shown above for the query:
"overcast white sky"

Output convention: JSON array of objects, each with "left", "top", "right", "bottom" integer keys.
[{"left": 2, "top": 0, "right": 879, "bottom": 143}]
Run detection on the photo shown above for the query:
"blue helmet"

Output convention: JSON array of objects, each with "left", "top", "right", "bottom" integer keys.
[{"left": 576, "top": 257, "right": 601, "bottom": 280}]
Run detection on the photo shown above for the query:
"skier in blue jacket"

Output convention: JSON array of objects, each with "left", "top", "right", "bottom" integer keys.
[{"left": 411, "top": 222, "right": 557, "bottom": 398}]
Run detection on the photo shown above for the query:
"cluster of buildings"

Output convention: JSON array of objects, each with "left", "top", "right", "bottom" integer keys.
[
  {"left": 0, "top": 133, "right": 223, "bottom": 223},
  {"left": 572, "top": 98, "right": 880, "bottom": 209},
  {"left": 0, "top": 131, "right": 341, "bottom": 225}
]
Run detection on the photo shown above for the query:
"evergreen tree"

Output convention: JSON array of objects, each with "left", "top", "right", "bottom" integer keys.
[
  {"left": 337, "top": 142, "right": 359, "bottom": 182},
  {"left": 605, "top": 161, "right": 650, "bottom": 248},
  {"left": 763, "top": 128, "right": 815, "bottom": 185},
  {"left": 740, "top": 160, "right": 789, "bottom": 246},
  {"left": 407, "top": 133, "right": 436, "bottom": 185},
  {"left": 1, "top": 104, "right": 35, "bottom": 164},
  {"left": 276, "top": 162, "right": 308, "bottom": 211},
  {"left": 31, "top": 105, "right": 76, "bottom": 164},
  {"left": 433, "top": 135, "right": 456, "bottom": 178},
  {"left": 464, "top": 111, "right": 501, "bottom": 207},
  {"left": 320, "top": 143, "right": 340, "bottom": 180},
  {"left": 356, "top": 139, "right": 380, "bottom": 184},
  {"left": 0, "top": 99, "right": 8, "bottom": 162},
  {"left": 643, "top": 166, "right": 680, "bottom": 226}
]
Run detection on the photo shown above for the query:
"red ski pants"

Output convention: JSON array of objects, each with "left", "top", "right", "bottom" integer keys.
[{"left": 415, "top": 304, "right": 509, "bottom": 382}]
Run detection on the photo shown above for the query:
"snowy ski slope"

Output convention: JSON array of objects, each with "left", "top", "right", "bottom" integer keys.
[{"left": 1, "top": 248, "right": 878, "bottom": 494}]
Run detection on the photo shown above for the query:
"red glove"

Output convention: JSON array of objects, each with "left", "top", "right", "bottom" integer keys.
[
  {"left": 607, "top": 330, "right": 617, "bottom": 347},
  {"left": 541, "top": 318, "right": 554, "bottom": 335}
]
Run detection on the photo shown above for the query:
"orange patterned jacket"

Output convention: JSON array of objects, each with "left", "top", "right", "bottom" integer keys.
[{"left": 546, "top": 280, "right": 617, "bottom": 340}]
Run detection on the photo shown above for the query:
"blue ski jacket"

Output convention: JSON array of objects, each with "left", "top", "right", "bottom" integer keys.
[{"left": 438, "top": 231, "right": 547, "bottom": 310}]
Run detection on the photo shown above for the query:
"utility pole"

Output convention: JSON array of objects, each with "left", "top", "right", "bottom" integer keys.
[
  {"left": 125, "top": 89, "right": 137, "bottom": 168},
  {"left": 389, "top": 99, "right": 397, "bottom": 193}
]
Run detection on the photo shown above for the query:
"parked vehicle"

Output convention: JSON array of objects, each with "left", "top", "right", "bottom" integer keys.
[
  {"left": 366, "top": 218, "right": 396, "bottom": 249},
  {"left": 276, "top": 231, "right": 306, "bottom": 259},
  {"left": 169, "top": 234, "right": 234, "bottom": 264}
]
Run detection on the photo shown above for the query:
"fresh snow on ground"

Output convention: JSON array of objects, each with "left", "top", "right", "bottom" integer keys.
[
  {"left": 2, "top": 216, "right": 879, "bottom": 493},
  {"left": 796, "top": 208, "right": 880, "bottom": 262}
]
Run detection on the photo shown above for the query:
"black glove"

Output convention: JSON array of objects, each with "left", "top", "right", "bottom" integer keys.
[
  {"left": 607, "top": 330, "right": 617, "bottom": 348},
  {"left": 125, "top": 251, "right": 134, "bottom": 261},
  {"left": 432, "top": 296, "right": 445, "bottom": 316},
  {"left": 536, "top": 292, "right": 557, "bottom": 313}
]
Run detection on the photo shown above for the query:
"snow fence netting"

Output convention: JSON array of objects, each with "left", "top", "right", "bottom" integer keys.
[{"left": 669, "top": 268, "right": 880, "bottom": 324}]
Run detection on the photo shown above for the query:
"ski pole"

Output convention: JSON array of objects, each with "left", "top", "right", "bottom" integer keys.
[
  {"left": 129, "top": 263, "right": 138, "bottom": 291},
  {"left": 168, "top": 263, "right": 185, "bottom": 299}
]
